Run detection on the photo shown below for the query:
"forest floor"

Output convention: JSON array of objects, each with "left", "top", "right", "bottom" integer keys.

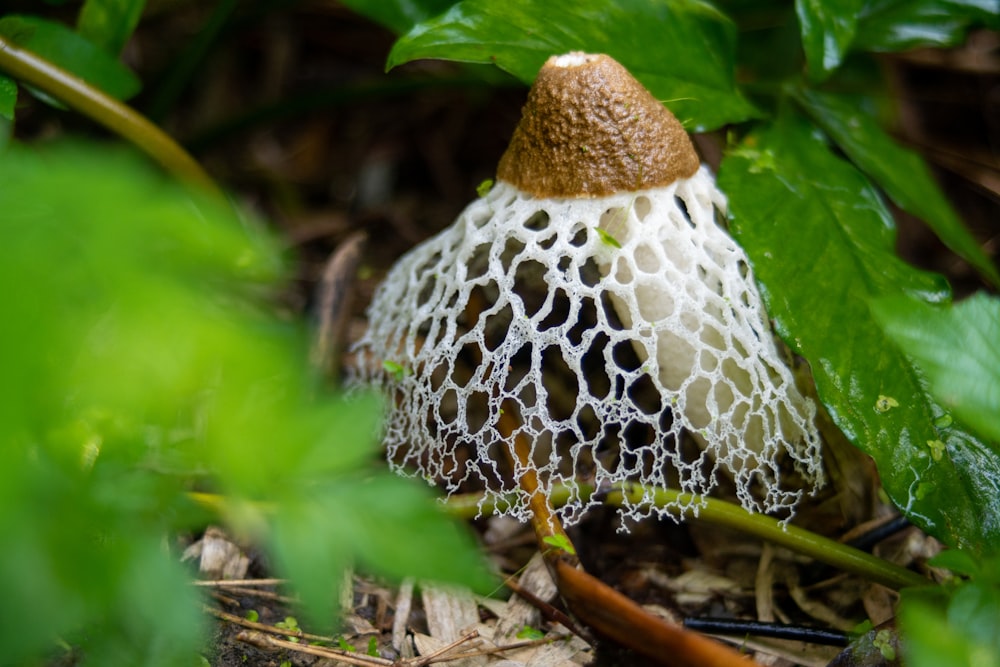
[{"left": 19, "top": 4, "right": 998, "bottom": 666}]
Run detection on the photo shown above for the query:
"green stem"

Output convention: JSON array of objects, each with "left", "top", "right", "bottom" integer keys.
[
  {"left": 0, "top": 34, "right": 220, "bottom": 196},
  {"left": 445, "top": 484, "right": 928, "bottom": 591}
]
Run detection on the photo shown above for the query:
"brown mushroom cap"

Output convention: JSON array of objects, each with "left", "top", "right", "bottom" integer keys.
[{"left": 497, "top": 52, "right": 699, "bottom": 198}]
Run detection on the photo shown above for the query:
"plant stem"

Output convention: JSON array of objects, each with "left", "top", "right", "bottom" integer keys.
[
  {"left": 0, "top": 35, "right": 220, "bottom": 196},
  {"left": 445, "top": 483, "right": 927, "bottom": 590}
]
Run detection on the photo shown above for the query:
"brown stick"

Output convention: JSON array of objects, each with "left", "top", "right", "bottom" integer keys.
[{"left": 497, "top": 403, "right": 753, "bottom": 666}]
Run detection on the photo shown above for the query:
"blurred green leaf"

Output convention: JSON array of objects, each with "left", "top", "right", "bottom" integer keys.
[
  {"left": 340, "top": 0, "right": 458, "bottom": 34},
  {"left": 272, "top": 475, "right": 493, "bottom": 626},
  {"left": 77, "top": 0, "right": 147, "bottom": 55},
  {"left": 0, "top": 15, "right": 140, "bottom": 100},
  {"left": 854, "top": 0, "right": 999, "bottom": 52},
  {"left": 387, "top": 0, "right": 758, "bottom": 131},
  {"left": 930, "top": 548, "right": 982, "bottom": 577},
  {"left": 718, "top": 114, "right": 1000, "bottom": 551},
  {"left": 328, "top": 475, "right": 494, "bottom": 591},
  {"left": 0, "top": 142, "right": 269, "bottom": 661},
  {"left": 0, "top": 142, "right": 489, "bottom": 660},
  {"left": 795, "top": 0, "right": 864, "bottom": 81},
  {"left": 901, "top": 553, "right": 1000, "bottom": 667},
  {"left": 270, "top": 494, "right": 352, "bottom": 628},
  {"left": 0, "top": 73, "right": 15, "bottom": 119},
  {"left": 872, "top": 293, "right": 1000, "bottom": 443},
  {"left": 794, "top": 87, "right": 1000, "bottom": 287}
]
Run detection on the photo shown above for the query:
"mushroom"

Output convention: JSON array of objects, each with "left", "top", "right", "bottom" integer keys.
[{"left": 353, "top": 52, "right": 824, "bottom": 526}]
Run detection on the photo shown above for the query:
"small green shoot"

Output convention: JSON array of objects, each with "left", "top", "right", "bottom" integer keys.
[
  {"left": 873, "top": 629, "right": 896, "bottom": 661},
  {"left": 875, "top": 395, "right": 899, "bottom": 413},
  {"left": 476, "top": 179, "right": 494, "bottom": 197},
  {"left": 595, "top": 227, "right": 622, "bottom": 249},
  {"left": 926, "top": 439, "right": 946, "bottom": 462},
  {"left": 516, "top": 625, "right": 545, "bottom": 640},
  {"left": 382, "top": 359, "right": 410, "bottom": 381},
  {"left": 337, "top": 637, "right": 356, "bottom": 652},
  {"left": 934, "top": 414, "right": 954, "bottom": 429},
  {"left": 367, "top": 636, "right": 379, "bottom": 657},
  {"left": 244, "top": 610, "right": 259, "bottom": 623},
  {"left": 542, "top": 534, "right": 576, "bottom": 556},
  {"left": 274, "top": 616, "right": 300, "bottom": 642}
]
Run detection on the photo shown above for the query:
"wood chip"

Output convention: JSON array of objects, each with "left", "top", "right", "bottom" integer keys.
[{"left": 493, "top": 553, "right": 558, "bottom": 644}]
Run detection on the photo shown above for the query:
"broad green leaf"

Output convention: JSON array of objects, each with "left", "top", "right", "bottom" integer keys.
[
  {"left": 718, "top": 115, "right": 1000, "bottom": 551},
  {"left": 328, "top": 475, "right": 494, "bottom": 591},
  {"left": 387, "top": 0, "right": 758, "bottom": 132},
  {"left": 77, "top": 0, "right": 147, "bottom": 55},
  {"left": 0, "top": 142, "right": 493, "bottom": 659},
  {"left": 0, "top": 144, "right": 262, "bottom": 662},
  {"left": 854, "top": 0, "right": 999, "bottom": 52},
  {"left": 929, "top": 548, "right": 981, "bottom": 577},
  {"left": 0, "top": 74, "right": 15, "bottom": 119},
  {"left": 872, "top": 293, "right": 1000, "bottom": 444},
  {"left": 0, "top": 15, "right": 140, "bottom": 100},
  {"left": 340, "top": 0, "right": 458, "bottom": 33},
  {"left": 272, "top": 476, "right": 493, "bottom": 627},
  {"left": 270, "top": 494, "right": 352, "bottom": 628},
  {"left": 900, "top": 555, "right": 1000, "bottom": 667},
  {"left": 795, "top": 0, "right": 864, "bottom": 81},
  {"left": 901, "top": 594, "right": 1000, "bottom": 667},
  {"left": 727, "top": 2, "right": 804, "bottom": 85},
  {"left": 794, "top": 87, "right": 1000, "bottom": 287}
]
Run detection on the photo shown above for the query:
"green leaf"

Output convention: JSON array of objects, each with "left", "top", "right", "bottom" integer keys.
[
  {"left": 900, "top": 556, "right": 1000, "bottom": 667},
  {"left": 795, "top": 0, "right": 864, "bottom": 81},
  {"left": 930, "top": 548, "right": 981, "bottom": 577},
  {"left": 0, "top": 15, "right": 140, "bottom": 100},
  {"left": 542, "top": 534, "right": 577, "bottom": 556},
  {"left": 387, "top": 0, "right": 758, "bottom": 132},
  {"left": 0, "top": 74, "right": 15, "bottom": 119},
  {"left": 340, "top": 0, "right": 458, "bottom": 34},
  {"left": 872, "top": 293, "right": 1000, "bottom": 444},
  {"left": 717, "top": 114, "right": 1000, "bottom": 551},
  {"left": 0, "top": 142, "right": 493, "bottom": 658},
  {"left": 272, "top": 476, "right": 493, "bottom": 627},
  {"left": 270, "top": 496, "right": 351, "bottom": 629},
  {"left": 854, "top": 0, "right": 999, "bottom": 53},
  {"left": 77, "top": 0, "right": 147, "bottom": 55},
  {"left": 794, "top": 87, "right": 1000, "bottom": 287},
  {"left": 596, "top": 227, "right": 622, "bottom": 250},
  {"left": 329, "top": 475, "right": 495, "bottom": 591}
]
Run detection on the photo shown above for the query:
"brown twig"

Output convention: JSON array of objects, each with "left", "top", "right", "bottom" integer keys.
[
  {"left": 204, "top": 606, "right": 338, "bottom": 645},
  {"left": 312, "top": 231, "right": 368, "bottom": 382},
  {"left": 194, "top": 577, "right": 287, "bottom": 587},
  {"left": 407, "top": 630, "right": 480, "bottom": 667},
  {"left": 236, "top": 630, "right": 395, "bottom": 667},
  {"left": 504, "top": 575, "right": 582, "bottom": 636}
]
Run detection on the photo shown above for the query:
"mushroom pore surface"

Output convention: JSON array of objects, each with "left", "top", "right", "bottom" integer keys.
[{"left": 352, "top": 52, "right": 824, "bottom": 526}]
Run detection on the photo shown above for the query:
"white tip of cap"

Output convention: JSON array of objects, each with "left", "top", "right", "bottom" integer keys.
[{"left": 550, "top": 52, "right": 600, "bottom": 68}]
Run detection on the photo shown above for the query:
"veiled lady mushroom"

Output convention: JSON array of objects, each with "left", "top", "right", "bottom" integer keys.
[{"left": 354, "top": 52, "right": 824, "bottom": 526}]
